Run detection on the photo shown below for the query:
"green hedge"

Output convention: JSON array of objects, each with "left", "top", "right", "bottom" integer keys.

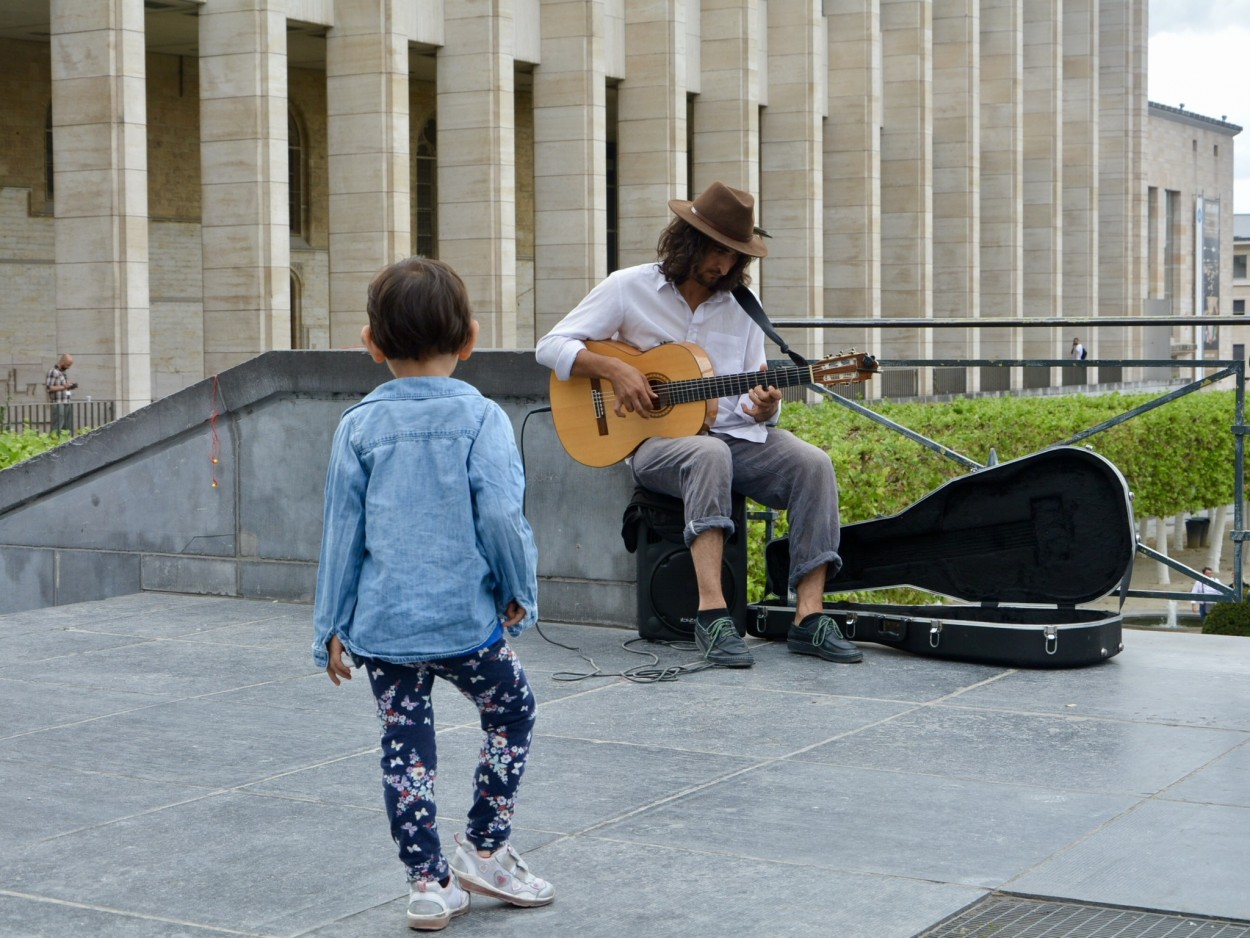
[
  {"left": 748, "top": 388, "right": 1238, "bottom": 601},
  {"left": 0, "top": 428, "right": 72, "bottom": 471},
  {"left": 1202, "top": 601, "right": 1250, "bottom": 636},
  {"left": 5, "top": 389, "right": 1240, "bottom": 608}
]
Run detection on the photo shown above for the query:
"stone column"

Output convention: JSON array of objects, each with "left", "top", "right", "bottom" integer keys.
[
  {"left": 326, "top": 1, "right": 411, "bottom": 349},
  {"left": 979, "top": 0, "right": 1023, "bottom": 368},
  {"left": 50, "top": 0, "right": 151, "bottom": 416},
  {"left": 1098, "top": 0, "right": 1146, "bottom": 370},
  {"left": 439, "top": 1, "right": 518, "bottom": 348},
  {"left": 1023, "top": 0, "right": 1062, "bottom": 374},
  {"left": 533, "top": 0, "right": 606, "bottom": 341},
  {"left": 1146, "top": 186, "right": 1162, "bottom": 300},
  {"left": 198, "top": 0, "right": 289, "bottom": 375},
  {"left": 760, "top": 0, "right": 824, "bottom": 358},
  {"left": 881, "top": 0, "right": 933, "bottom": 376},
  {"left": 1062, "top": 0, "right": 1098, "bottom": 333},
  {"left": 824, "top": 0, "right": 881, "bottom": 374},
  {"left": 618, "top": 0, "right": 688, "bottom": 266},
  {"left": 695, "top": 0, "right": 760, "bottom": 194},
  {"left": 932, "top": 0, "right": 979, "bottom": 367}
]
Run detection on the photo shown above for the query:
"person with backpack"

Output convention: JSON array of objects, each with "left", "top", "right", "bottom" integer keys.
[{"left": 1071, "top": 337, "right": 1087, "bottom": 361}]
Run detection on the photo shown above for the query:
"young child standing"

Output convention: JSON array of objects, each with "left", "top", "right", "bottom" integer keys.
[{"left": 313, "top": 257, "right": 554, "bottom": 931}]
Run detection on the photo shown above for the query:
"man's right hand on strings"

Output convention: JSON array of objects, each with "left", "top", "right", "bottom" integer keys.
[{"left": 573, "top": 349, "right": 660, "bottom": 417}]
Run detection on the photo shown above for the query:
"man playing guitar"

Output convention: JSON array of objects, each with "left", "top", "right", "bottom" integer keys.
[{"left": 535, "top": 181, "right": 862, "bottom": 669}]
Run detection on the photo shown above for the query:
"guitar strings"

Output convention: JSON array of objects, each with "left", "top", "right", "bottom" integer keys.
[{"left": 591, "top": 358, "right": 863, "bottom": 410}]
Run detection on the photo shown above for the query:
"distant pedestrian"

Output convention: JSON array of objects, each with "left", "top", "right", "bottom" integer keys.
[
  {"left": 1070, "top": 337, "right": 1087, "bottom": 361},
  {"left": 45, "top": 353, "right": 77, "bottom": 433},
  {"left": 1190, "top": 566, "right": 1222, "bottom": 623},
  {"left": 312, "top": 257, "right": 553, "bottom": 931}
]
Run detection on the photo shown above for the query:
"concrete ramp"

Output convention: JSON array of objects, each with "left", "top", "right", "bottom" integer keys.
[{"left": 0, "top": 349, "right": 635, "bottom": 623}]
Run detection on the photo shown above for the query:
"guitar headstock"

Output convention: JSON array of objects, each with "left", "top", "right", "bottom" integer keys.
[{"left": 810, "top": 350, "right": 879, "bottom": 387}]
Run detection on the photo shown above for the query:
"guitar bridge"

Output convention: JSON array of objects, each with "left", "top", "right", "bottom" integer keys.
[{"left": 590, "top": 379, "right": 608, "bottom": 436}]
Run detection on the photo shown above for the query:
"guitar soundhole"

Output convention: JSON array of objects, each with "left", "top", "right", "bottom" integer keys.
[{"left": 646, "top": 373, "right": 676, "bottom": 417}]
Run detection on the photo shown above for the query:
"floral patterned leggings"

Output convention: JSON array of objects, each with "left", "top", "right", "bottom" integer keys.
[{"left": 362, "top": 639, "right": 536, "bottom": 883}]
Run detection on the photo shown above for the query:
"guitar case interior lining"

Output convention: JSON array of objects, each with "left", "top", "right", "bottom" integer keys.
[{"left": 750, "top": 446, "right": 1134, "bottom": 668}]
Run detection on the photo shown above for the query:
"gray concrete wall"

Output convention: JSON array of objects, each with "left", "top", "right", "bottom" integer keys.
[{"left": 0, "top": 350, "right": 637, "bottom": 627}]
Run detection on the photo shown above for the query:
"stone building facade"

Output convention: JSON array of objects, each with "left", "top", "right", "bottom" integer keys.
[
  {"left": 1235, "top": 215, "right": 1250, "bottom": 327},
  {"left": 1143, "top": 103, "right": 1243, "bottom": 369},
  {"left": 0, "top": 0, "right": 1241, "bottom": 416}
]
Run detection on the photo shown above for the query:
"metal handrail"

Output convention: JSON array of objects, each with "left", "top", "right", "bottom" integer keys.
[
  {"left": 771, "top": 314, "right": 1246, "bottom": 609},
  {"left": 1, "top": 399, "right": 117, "bottom": 434}
]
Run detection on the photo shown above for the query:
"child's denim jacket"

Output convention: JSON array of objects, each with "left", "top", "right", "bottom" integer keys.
[{"left": 312, "top": 376, "right": 538, "bottom": 667}]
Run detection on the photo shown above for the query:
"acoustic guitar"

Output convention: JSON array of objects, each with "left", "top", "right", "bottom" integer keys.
[{"left": 549, "top": 339, "right": 878, "bottom": 467}]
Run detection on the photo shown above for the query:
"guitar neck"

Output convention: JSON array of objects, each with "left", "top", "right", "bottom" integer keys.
[{"left": 658, "top": 365, "right": 810, "bottom": 405}]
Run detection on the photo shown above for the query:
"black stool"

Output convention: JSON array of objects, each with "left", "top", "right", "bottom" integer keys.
[{"left": 621, "top": 487, "right": 749, "bottom": 641}]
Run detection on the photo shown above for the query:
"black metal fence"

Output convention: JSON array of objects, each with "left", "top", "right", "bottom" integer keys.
[{"left": 1, "top": 400, "right": 117, "bottom": 434}]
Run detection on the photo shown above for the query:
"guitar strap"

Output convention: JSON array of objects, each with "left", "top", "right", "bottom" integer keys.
[{"left": 731, "top": 286, "right": 810, "bottom": 369}]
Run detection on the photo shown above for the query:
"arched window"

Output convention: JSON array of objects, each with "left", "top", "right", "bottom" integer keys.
[
  {"left": 288, "top": 110, "right": 308, "bottom": 239},
  {"left": 45, "top": 105, "right": 54, "bottom": 201},
  {"left": 415, "top": 116, "right": 437, "bottom": 257}
]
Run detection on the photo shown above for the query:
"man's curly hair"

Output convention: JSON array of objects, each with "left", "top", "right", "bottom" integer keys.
[{"left": 656, "top": 217, "right": 753, "bottom": 292}]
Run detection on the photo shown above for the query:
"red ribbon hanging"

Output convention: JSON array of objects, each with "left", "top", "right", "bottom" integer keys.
[{"left": 210, "top": 374, "right": 221, "bottom": 488}]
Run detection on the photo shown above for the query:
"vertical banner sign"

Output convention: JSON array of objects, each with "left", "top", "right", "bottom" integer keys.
[
  {"left": 1202, "top": 197, "right": 1221, "bottom": 353},
  {"left": 1195, "top": 197, "right": 1204, "bottom": 357}
]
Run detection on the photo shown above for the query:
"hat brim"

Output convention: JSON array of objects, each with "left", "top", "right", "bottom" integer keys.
[{"left": 668, "top": 199, "right": 769, "bottom": 258}]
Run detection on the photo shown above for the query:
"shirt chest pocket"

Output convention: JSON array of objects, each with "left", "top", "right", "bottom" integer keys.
[{"left": 699, "top": 330, "right": 749, "bottom": 378}]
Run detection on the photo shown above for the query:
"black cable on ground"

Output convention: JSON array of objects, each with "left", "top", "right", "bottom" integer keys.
[
  {"left": 536, "top": 621, "right": 715, "bottom": 684},
  {"left": 519, "top": 404, "right": 717, "bottom": 685}
]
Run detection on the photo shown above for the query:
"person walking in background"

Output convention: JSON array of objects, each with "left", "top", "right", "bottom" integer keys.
[
  {"left": 1190, "top": 566, "right": 1222, "bottom": 624},
  {"left": 45, "top": 353, "right": 76, "bottom": 434},
  {"left": 313, "top": 256, "right": 553, "bottom": 931},
  {"left": 1070, "top": 337, "right": 1086, "bottom": 361}
]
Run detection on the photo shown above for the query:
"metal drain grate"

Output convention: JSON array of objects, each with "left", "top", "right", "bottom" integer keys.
[{"left": 918, "top": 896, "right": 1250, "bottom": 937}]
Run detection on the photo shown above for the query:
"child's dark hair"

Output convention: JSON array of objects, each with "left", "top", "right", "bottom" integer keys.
[{"left": 366, "top": 257, "right": 474, "bottom": 360}]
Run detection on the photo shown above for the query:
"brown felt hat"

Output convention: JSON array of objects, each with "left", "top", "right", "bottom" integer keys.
[{"left": 668, "top": 181, "right": 769, "bottom": 258}]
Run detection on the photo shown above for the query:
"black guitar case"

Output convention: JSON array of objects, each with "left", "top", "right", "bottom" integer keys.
[{"left": 750, "top": 446, "right": 1134, "bottom": 667}]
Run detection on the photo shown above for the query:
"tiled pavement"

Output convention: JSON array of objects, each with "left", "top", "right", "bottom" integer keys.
[{"left": 2, "top": 593, "right": 1249, "bottom": 937}]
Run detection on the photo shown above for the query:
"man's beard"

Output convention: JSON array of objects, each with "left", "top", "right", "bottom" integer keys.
[{"left": 695, "top": 267, "right": 738, "bottom": 292}]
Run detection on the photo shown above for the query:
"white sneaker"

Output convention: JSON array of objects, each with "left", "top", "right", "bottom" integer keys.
[
  {"left": 450, "top": 833, "right": 555, "bottom": 907},
  {"left": 406, "top": 875, "right": 470, "bottom": 931}
]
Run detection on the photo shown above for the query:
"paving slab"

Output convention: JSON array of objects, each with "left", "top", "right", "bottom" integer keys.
[
  {"left": 0, "top": 792, "right": 400, "bottom": 937},
  {"left": 595, "top": 759, "right": 1139, "bottom": 889},
  {"left": 0, "top": 894, "right": 231, "bottom": 938},
  {"left": 798, "top": 703, "right": 1248, "bottom": 795},
  {"left": 947, "top": 651, "right": 1250, "bottom": 731},
  {"left": 530, "top": 677, "right": 915, "bottom": 758},
  {"left": 0, "top": 759, "right": 200, "bottom": 850},
  {"left": 0, "top": 696, "right": 370, "bottom": 790},
  {"left": 1162, "top": 739, "right": 1250, "bottom": 807},
  {"left": 1007, "top": 798, "right": 1250, "bottom": 922},
  {"left": 2, "top": 594, "right": 1250, "bottom": 938},
  {"left": 0, "top": 676, "right": 176, "bottom": 737}
]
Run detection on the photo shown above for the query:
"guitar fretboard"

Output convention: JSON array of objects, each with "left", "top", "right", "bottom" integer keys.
[{"left": 656, "top": 366, "right": 812, "bottom": 405}]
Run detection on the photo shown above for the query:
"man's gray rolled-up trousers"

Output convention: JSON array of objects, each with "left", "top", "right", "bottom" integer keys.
[{"left": 630, "top": 426, "right": 842, "bottom": 590}]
